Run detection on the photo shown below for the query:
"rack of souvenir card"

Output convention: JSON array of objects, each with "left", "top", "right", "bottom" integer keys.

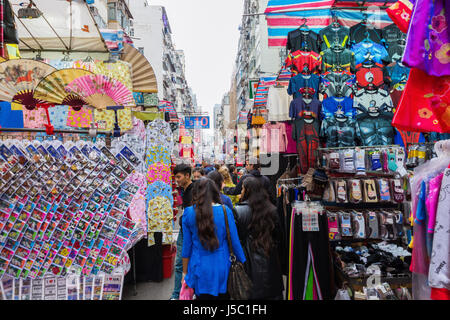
[{"left": 0, "top": 132, "right": 146, "bottom": 300}]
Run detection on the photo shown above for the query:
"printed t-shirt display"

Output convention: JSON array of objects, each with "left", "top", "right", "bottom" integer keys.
[
  {"left": 285, "top": 50, "right": 322, "bottom": 76},
  {"left": 320, "top": 71, "right": 355, "bottom": 98},
  {"left": 349, "top": 22, "right": 383, "bottom": 45},
  {"left": 354, "top": 89, "right": 394, "bottom": 114},
  {"left": 351, "top": 41, "right": 390, "bottom": 65},
  {"left": 319, "top": 25, "right": 350, "bottom": 51},
  {"left": 320, "top": 116, "right": 358, "bottom": 148},
  {"left": 320, "top": 48, "right": 355, "bottom": 73},
  {"left": 355, "top": 63, "right": 387, "bottom": 90},
  {"left": 321, "top": 96, "right": 355, "bottom": 119},
  {"left": 286, "top": 29, "right": 321, "bottom": 53},
  {"left": 288, "top": 74, "right": 320, "bottom": 99},
  {"left": 267, "top": 86, "right": 293, "bottom": 122}
]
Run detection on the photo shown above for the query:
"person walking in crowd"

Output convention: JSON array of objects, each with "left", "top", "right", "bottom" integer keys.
[
  {"left": 227, "top": 165, "right": 239, "bottom": 185},
  {"left": 223, "top": 161, "right": 275, "bottom": 204},
  {"left": 170, "top": 164, "right": 194, "bottom": 300},
  {"left": 207, "top": 171, "right": 234, "bottom": 210},
  {"left": 219, "top": 166, "right": 239, "bottom": 206},
  {"left": 192, "top": 167, "right": 205, "bottom": 181},
  {"left": 234, "top": 177, "right": 284, "bottom": 300},
  {"left": 182, "top": 178, "right": 246, "bottom": 300}
]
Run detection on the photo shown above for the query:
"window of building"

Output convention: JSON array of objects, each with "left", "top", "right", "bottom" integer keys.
[
  {"left": 107, "top": 2, "right": 117, "bottom": 21},
  {"left": 138, "top": 47, "right": 144, "bottom": 55}
]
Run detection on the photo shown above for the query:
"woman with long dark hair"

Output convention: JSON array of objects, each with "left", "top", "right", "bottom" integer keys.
[
  {"left": 182, "top": 177, "right": 246, "bottom": 300},
  {"left": 234, "top": 177, "right": 284, "bottom": 300}
]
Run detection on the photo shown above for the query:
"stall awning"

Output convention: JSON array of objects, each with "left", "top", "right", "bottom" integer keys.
[
  {"left": 265, "top": 0, "right": 396, "bottom": 47},
  {"left": 121, "top": 44, "right": 158, "bottom": 93},
  {"left": 10, "top": 0, "right": 109, "bottom": 53}
]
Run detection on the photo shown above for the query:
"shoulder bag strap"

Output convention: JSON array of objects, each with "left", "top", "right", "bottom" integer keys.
[{"left": 222, "top": 205, "right": 236, "bottom": 262}]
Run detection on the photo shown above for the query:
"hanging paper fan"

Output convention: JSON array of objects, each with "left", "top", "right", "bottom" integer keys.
[
  {"left": 0, "top": 59, "right": 57, "bottom": 110},
  {"left": 121, "top": 43, "right": 158, "bottom": 93},
  {"left": 65, "top": 74, "right": 134, "bottom": 110},
  {"left": 33, "top": 68, "right": 95, "bottom": 111}
]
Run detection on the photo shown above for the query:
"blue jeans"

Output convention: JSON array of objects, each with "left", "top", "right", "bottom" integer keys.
[{"left": 170, "top": 229, "right": 183, "bottom": 299}]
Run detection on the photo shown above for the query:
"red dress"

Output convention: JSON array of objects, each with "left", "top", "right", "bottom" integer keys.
[{"left": 392, "top": 68, "right": 450, "bottom": 133}]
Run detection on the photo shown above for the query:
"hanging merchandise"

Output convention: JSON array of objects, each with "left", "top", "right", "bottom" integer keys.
[
  {"left": 320, "top": 70, "right": 355, "bottom": 98},
  {"left": 351, "top": 40, "right": 390, "bottom": 66},
  {"left": 286, "top": 19, "right": 321, "bottom": 53},
  {"left": 0, "top": 138, "right": 144, "bottom": 290},
  {"left": 401, "top": 0, "right": 449, "bottom": 77},
  {"left": 382, "top": 24, "right": 407, "bottom": 62},
  {"left": 320, "top": 115, "right": 358, "bottom": 148},
  {"left": 285, "top": 50, "right": 322, "bottom": 76},
  {"left": 321, "top": 96, "right": 355, "bottom": 119},
  {"left": 145, "top": 119, "right": 174, "bottom": 246},
  {"left": 33, "top": 69, "right": 95, "bottom": 111},
  {"left": 353, "top": 89, "right": 394, "bottom": 115},
  {"left": 0, "top": 102, "right": 23, "bottom": 129},
  {"left": 319, "top": 19, "right": 350, "bottom": 51},
  {"left": 320, "top": 45, "right": 355, "bottom": 73},
  {"left": 355, "top": 63, "right": 388, "bottom": 91},
  {"left": 349, "top": 20, "right": 383, "bottom": 46},
  {"left": 288, "top": 73, "right": 320, "bottom": 99},
  {"left": 409, "top": 139, "right": 450, "bottom": 300},
  {"left": 0, "top": 59, "right": 57, "bottom": 110},
  {"left": 267, "top": 86, "right": 293, "bottom": 122}
]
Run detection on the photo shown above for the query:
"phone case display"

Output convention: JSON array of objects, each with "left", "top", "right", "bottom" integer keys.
[
  {"left": 0, "top": 140, "right": 144, "bottom": 282},
  {"left": 145, "top": 119, "right": 174, "bottom": 246},
  {"left": 318, "top": 146, "right": 406, "bottom": 176},
  {"left": 327, "top": 210, "right": 406, "bottom": 242}
]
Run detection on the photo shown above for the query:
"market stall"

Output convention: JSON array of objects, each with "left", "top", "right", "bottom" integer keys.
[{"left": 239, "top": 0, "right": 450, "bottom": 300}]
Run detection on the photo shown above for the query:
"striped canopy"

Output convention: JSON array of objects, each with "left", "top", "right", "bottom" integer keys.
[
  {"left": 254, "top": 76, "right": 277, "bottom": 108},
  {"left": 265, "top": 0, "right": 396, "bottom": 47},
  {"left": 159, "top": 100, "right": 179, "bottom": 123}
]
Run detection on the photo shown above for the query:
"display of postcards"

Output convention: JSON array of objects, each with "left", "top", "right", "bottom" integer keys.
[
  {"left": 108, "top": 208, "right": 125, "bottom": 221},
  {"left": 116, "top": 226, "right": 131, "bottom": 239},
  {"left": 24, "top": 227, "right": 38, "bottom": 242},
  {"left": 117, "top": 190, "right": 133, "bottom": 204},
  {"left": 73, "top": 228, "right": 86, "bottom": 241},
  {"left": 0, "top": 247, "right": 14, "bottom": 260},
  {"left": 100, "top": 146, "right": 118, "bottom": 162},
  {"left": 121, "top": 217, "right": 136, "bottom": 231},
  {"left": 19, "top": 236, "right": 35, "bottom": 250},
  {"left": 0, "top": 210, "right": 10, "bottom": 223},
  {"left": 111, "top": 167, "right": 127, "bottom": 181},
  {"left": 0, "top": 257, "right": 9, "bottom": 271},
  {"left": 104, "top": 216, "right": 121, "bottom": 231},
  {"left": 115, "top": 154, "right": 134, "bottom": 175},
  {"left": 7, "top": 229, "right": 21, "bottom": 241},
  {"left": 71, "top": 176, "right": 83, "bottom": 189},
  {"left": 30, "top": 208, "right": 46, "bottom": 222},
  {"left": 0, "top": 200, "right": 14, "bottom": 214},
  {"left": 85, "top": 202, "right": 99, "bottom": 214},
  {"left": 10, "top": 255, "right": 26, "bottom": 269},
  {"left": 91, "top": 191, "right": 105, "bottom": 205},
  {"left": 6, "top": 265, "right": 21, "bottom": 279},
  {"left": 102, "top": 163, "right": 114, "bottom": 175},
  {"left": 98, "top": 184, "right": 115, "bottom": 197},
  {"left": 99, "top": 225, "right": 116, "bottom": 240},
  {"left": 113, "top": 198, "right": 130, "bottom": 213},
  {"left": 4, "top": 236, "right": 20, "bottom": 251}
]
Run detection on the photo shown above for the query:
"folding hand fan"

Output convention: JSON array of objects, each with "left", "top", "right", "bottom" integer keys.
[
  {"left": 65, "top": 74, "right": 135, "bottom": 110},
  {"left": 33, "top": 68, "right": 95, "bottom": 111},
  {"left": 121, "top": 43, "right": 158, "bottom": 93},
  {"left": 0, "top": 59, "right": 57, "bottom": 110}
]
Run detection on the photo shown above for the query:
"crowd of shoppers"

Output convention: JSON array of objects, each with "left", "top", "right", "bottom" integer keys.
[{"left": 170, "top": 161, "right": 284, "bottom": 300}]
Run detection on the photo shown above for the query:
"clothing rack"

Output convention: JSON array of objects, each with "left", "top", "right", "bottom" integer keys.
[
  {"left": 278, "top": 176, "right": 303, "bottom": 182},
  {"left": 317, "top": 144, "right": 402, "bottom": 151}
]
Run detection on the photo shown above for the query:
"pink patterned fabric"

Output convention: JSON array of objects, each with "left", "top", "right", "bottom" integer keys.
[
  {"left": 426, "top": 173, "right": 444, "bottom": 233},
  {"left": 22, "top": 108, "right": 47, "bottom": 128},
  {"left": 126, "top": 172, "right": 147, "bottom": 230},
  {"left": 146, "top": 162, "right": 171, "bottom": 184},
  {"left": 66, "top": 107, "right": 93, "bottom": 128}
]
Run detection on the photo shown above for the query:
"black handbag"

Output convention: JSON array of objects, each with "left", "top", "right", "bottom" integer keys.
[{"left": 222, "top": 205, "right": 253, "bottom": 300}]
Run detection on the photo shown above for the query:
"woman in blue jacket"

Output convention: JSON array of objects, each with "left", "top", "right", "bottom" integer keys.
[{"left": 182, "top": 177, "right": 246, "bottom": 300}]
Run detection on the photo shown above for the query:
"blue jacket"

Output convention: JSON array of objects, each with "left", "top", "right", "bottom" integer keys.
[
  {"left": 220, "top": 193, "right": 233, "bottom": 210},
  {"left": 182, "top": 204, "right": 246, "bottom": 296}
]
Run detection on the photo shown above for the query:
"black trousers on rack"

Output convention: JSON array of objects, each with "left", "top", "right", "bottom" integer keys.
[
  {"left": 288, "top": 212, "right": 334, "bottom": 300},
  {"left": 125, "top": 232, "right": 163, "bottom": 284}
]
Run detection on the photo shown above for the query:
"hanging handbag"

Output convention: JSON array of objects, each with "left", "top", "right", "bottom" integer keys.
[{"left": 222, "top": 205, "right": 253, "bottom": 300}]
